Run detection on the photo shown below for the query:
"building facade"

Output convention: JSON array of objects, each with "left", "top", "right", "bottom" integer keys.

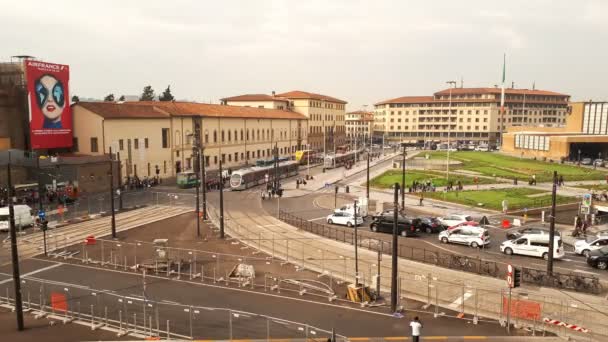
[
  {"left": 222, "top": 90, "right": 347, "bottom": 154},
  {"left": 374, "top": 87, "right": 570, "bottom": 147},
  {"left": 345, "top": 111, "right": 373, "bottom": 146},
  {"left": 502, "top": 101, "right": 608, "bottom": 161},
  {"left": 72, "top": 101, "right": 308, "bottom": 182}
]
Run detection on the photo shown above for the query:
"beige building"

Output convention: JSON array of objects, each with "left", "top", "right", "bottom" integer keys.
[
  {"left": 502, "top": 101, "right": 608, "bottom": 161},
  {"left": 222, "top": 90, "right": 347, "bottom": 154},
  {"left": 72, "top": 101, "right": 308, "bottom": 181},
  {"left": 345, "top": 111, "right": 373, "bottom": 145},
  {"left": 374, "top": 87, "right": 570, "bottom": 146}
]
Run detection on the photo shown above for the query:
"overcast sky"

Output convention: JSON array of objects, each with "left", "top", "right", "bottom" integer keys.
[{"left": 3, "top": 0, "right": 607, "bottom": 109}]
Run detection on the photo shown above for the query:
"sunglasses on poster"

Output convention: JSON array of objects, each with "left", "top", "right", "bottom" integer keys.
[{"left": 35, "top": 76, "right": 65, "bottom": 108}]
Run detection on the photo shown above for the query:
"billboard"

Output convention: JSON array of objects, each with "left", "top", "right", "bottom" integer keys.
[{"left": 25, "top": 60, "right": 73, "bottom": 149}]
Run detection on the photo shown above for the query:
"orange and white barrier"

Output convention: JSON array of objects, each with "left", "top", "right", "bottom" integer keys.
[{"left": 543, "top": 317, "right": 589, "bottom": 333}]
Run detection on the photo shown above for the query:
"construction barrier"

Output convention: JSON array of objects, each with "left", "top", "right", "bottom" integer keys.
[
  {"left": 543, "top": 317, "right": 589, "bottom": 333},
  {"left": 502, "top": 296, "right": 541, "bottom": 321}
]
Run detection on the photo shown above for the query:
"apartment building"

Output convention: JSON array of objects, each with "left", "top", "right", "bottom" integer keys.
[
  {"left": 222, "top": 90, "right": 347, "bottom": 154},
  {"left": 345, "top": 111, "right": 373, "bottom": 145},
  {"left": 374, "top": 87, "right": 570, "bottom": 146},
  {"left": 72, "top": 101, "right": 308, "bottom": 181}
]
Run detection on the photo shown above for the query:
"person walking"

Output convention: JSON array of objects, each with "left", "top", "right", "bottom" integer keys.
[
  {"left": 409, "top": 316, "right": 423, "bottom": 342},
  {"left": 419, "top": 193, "right": 424, "bottom": 206}
]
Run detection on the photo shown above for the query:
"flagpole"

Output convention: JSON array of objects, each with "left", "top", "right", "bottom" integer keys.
[{"left": 499, "top": 53, "right": 506, "bottom": 148}]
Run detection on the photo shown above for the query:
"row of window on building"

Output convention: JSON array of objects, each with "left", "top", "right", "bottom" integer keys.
[{"left": 515, "top": 135, "right": 550, "bottom": 151}]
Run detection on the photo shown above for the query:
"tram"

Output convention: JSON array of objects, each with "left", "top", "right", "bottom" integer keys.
[{"left": 229, "top": 161, "right": 299, "bottom": 190}]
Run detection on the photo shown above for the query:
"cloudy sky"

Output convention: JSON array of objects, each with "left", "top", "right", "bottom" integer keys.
[{"left": 3, "top": 0, "right": 607, "bottom": 109}]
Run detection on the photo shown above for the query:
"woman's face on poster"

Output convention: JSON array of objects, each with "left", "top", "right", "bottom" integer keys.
[{"left": 35, "top": 74, "right": 65, "bottom": 122}]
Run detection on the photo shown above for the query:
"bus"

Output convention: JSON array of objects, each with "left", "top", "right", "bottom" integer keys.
[{"left": 176, "top": 171, "right": 200, "bottom": 189}]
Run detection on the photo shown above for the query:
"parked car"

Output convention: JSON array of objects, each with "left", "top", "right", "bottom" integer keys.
[
  {"left": 326, "top": 212, "right": 363, "bottom": 227},
  {"left": 448, "top": 221, "right": 479, "bottom": 230},
  {"left": 574, "top": 237, "right": 608, "bottom": 258},
  {"left": 438, "top": 226, "right": 489, "bottom": 248},
  {"left": 594, "top": 159, "right": 605, "bottom": 167},
  {"left": 505, "top": 227, "right": 561, "bottom": 240},
  {"left": 370, "top": 215, "right": 418, "bottom": 237},
  {"left": 581, "top": 158, "right": 593, "bottom": 165},
  {"left": 586, "top": 247, "right": 608, "bottom": 270},
  {"left": 412, "top": 217, "right": 446, "bottom": 234},
  {"left": 500, "top": 235, "right": 564, "bottom": 260},
  {"left": 475, "top": 145, "right": 490, "bottom": 152},
  {"left": 437, "top": 214, "right": 474, "bottom": 228}
]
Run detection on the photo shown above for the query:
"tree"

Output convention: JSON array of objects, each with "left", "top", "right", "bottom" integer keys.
[
  {"left": 104, "top": 93, "right": 115, "bottom": 102},
  {"left": 140, "top": 85, "right": 156, "bottom": 101},
  {"left": 159, "top": 85, "right": 175, "bottom": 101},
  {"left": 71, "top": 95, "right": 80, "bottom": 103},
  {"left": 118, "top": 95, "right": 126, "bottom": 101}
]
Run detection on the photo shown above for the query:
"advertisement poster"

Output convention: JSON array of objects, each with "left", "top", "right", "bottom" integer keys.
[{"left": 25, "top": 60, "right": 73, "bottom": 149}]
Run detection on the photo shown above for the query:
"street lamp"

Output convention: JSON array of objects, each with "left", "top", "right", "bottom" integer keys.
[
  {"left": 446, "top": 80, "right": 457, "bottom": 184},
  {"left": 354, "top": 199, "right": 359, "bottom": 286},
  {"left": 109, "top": 147, "right": 117, "bottom": 239},
  {"left": 401, "top": 143, "right": 407, "bottom": 211}
]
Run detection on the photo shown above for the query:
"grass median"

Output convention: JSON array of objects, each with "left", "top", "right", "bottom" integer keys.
[
  {"left": 422, "top": 187, "right": 577, "bottom": 211},
  {"left": 369, "top": 169, "right": 497, "bottom": 189},
  {"left": 424, "top": 151, "right": 607, "bottom": 182}
]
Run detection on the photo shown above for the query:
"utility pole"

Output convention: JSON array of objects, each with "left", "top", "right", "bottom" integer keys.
[
  {"left": 547, "top": 171, "right": 557, "bottom": 275},
  {"left": 219, "top": 160, "right": 225, "bottom": 239},
  {"left": 391, "top": 183, "right": 399, "bottom": 313},
  {"left": 36, "top": 154, "right": 43, "bottom": 213},
  {"left": 401, "top": 143, "right": 406, "bottom": 212},
  {"left": 446, "top": 80, "right": 457, "bottom": 183},
  {"left": 366, "top": 153, "right": 370, "bottom": 200},
  {"left": 7, "top": 152, "right": 24, "bottom": 330},
  {"left": 194, "top": 146, "right": 201, "bottom": 238},
  {"left": 109, "top": 147, "right": 117, "bottom": 239},
  {"left": 354, "top": 199, "right": 359, "bottom": 286},
  {"left": 201, "top": 149, "right": 207, "bottom": 221}
]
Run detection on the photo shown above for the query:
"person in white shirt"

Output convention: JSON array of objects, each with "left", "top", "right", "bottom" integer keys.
[{"left": 409, "top": 316, "right": 423, "bottom": 342}]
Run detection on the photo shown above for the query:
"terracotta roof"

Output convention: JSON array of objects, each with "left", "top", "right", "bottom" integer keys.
[
  {"left": 74, "top": 102, "right": 170, "bottom": 119},
  {"left": 347, "top": 110, "right": 373, "bottom": 115},
  {"left": 75, "top": 101, "right": 307, "bottom": 120},
  {"left": 375, "top": 96, "right": 434, "bottom": 105},
  {"left": 434, "top": 87, "right": 569, "bottom": 97},
  {"left": 275, "top": 90, "right": 347, "bottom": 104},
  {"left": 220, "top": 94, "right": 289, "bottom": 103}
]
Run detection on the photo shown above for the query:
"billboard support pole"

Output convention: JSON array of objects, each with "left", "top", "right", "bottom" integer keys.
[{"left": 7, "top": 151, "right": 25, "bottom": 330}]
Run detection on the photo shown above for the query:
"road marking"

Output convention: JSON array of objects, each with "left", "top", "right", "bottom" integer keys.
[
  {"left": 0, "top": 263, "right": 61, "bottom": 285},
  {"left": 308, "top": 217, "right": 327, "bottom": 222},
  {"left": 573, "top": 269, "right": 600, "bottom": 275},
  {"left": 448, "top": 291, "right": 473, "bottom": 309}
]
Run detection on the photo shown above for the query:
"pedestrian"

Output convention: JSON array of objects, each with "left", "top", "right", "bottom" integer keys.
[
  {"left": 409, "top": 316, "right": 423, "bottom": 342},
  {"left": 559, "top": 175, "right": 564, "bottom": 186},
  {"left": 532, "top": 174, "right": 536, "bottom": 186},
  {"left": 419, "top": 193, "right": 424, "bottom": 207}
]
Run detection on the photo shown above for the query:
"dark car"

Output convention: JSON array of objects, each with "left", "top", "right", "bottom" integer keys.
[
  {"left": 370, "top": 214, "right": 418, "bottom": 237},
  {"left": 413, "top": 217, "right": 446, "bottom": 234},
  {"left": 372, "top": 209, "right": 397, "bottom": 221},
  {"left": 587, "top": 246, "right": 608, "bottom": 270},
  {"left": 505, "top": 227, "right": 561, "bottom": 240}
]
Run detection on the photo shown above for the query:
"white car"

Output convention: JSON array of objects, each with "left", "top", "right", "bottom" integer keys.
[
  {"left": 438, "top": 226, "right": 490, "bottom": 248},
  {"left": 501, "top": 235, "right": 565, "bottom": 260},
  {"left": 326, "top": 212, "right": 363, "bottom": 227},
  {"left": 438, "top": 214, "right": 474, "bottom": 228},
  {"left": 574, "top": 237, "right": 608, "bottom": 258}
]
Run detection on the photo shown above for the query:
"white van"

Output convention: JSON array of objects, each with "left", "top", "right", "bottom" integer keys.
[
  {"left": 0, "top": 205, "right": 34, "bottom": 232},
  {"left": 500, "top": 235, "right": 564, "bottom": 260}
]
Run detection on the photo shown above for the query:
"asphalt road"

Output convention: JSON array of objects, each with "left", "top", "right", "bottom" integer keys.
[{"left": 0, "top": 258, "right": 515, "bottom": 339}]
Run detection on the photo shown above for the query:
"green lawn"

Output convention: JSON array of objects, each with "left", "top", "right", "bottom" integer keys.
[
  {"left": 572, "top": 183, "right": 608, "bottom": 191},
  {"left": 425, "top": 151, "right": 607, "bottom": 183},
  {"left": 369, "top": 169, "right": 496, "bottom": 189},
  {"left": 423, "top": 188, "right": 577, "bottom": 211}
]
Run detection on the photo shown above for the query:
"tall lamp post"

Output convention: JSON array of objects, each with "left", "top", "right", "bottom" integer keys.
[
  {"left": 201, "top": 148, "right": 207, "bottom": 220},
  {"left": 401, "top": 143, "right": 407, "bottom": 211},
  {"left": 219, "top": 159, "right": 225, "bottom": 239},
  {"left": 446, "top": 80, "right": 457, "bottom": 183},
  {"left": 390, "top": 183, "right": 400, "bottom": 313},
  {"left": 354, "top": 199, "right": 359, "bottom": 286},
  {"left": 193, "top": 146, "right": 201, "bottom": 237},
  {"left": 109, "top": 147, "right": 117, "bottom": 239},
  {"left": 7, "top": 152, "right": 24, "bottom": 330}
]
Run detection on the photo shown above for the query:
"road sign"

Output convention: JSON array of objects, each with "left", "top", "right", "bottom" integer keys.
[
  {"left": 582, "top": 193, "right": 592, "bottom": 208},
  {"left": 265, "top": 174, "right": 269, "bottom": 183},
  {"left": 38, "top": 210, "right": 46, "bottom": 220},
  {"left": 506, "top": 264, "right": 514, "bottom": 288}
]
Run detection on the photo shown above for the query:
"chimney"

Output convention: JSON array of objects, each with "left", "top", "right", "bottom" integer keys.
[{"left": 272, "top": 91, "right": 276, "bottom": 97}]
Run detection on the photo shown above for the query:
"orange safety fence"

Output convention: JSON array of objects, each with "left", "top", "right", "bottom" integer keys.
[
  {"left": 502, "top": 296, "right": 541, "bottom": 321},
  {"left": 51, "top": 292, "right": 67, "bottom": 312}
]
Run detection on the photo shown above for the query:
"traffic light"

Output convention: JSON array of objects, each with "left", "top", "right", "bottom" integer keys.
[
  {"left": 41, "top": 220, "right": 48, "bottom": 232},
  {"left": 513, "top": 268, "right": 521, "bottom": 288}
]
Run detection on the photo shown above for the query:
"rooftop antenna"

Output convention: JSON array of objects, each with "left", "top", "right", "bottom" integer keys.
[
  {"left": 460, "top": 76, "right": 464, "bottom": 88},
  {"left": 532, "top": 81, "right": 536, "bottom": 90},
  {"left": 511, "top": 81, "right": 515, "bottom": 88}
]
